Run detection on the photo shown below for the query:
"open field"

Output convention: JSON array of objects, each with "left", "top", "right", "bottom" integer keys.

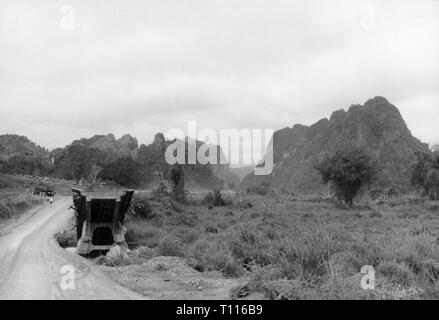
[
  {"left": 0, "top": 175, "right": 44, "bottom": 222},
  {"left": 77, "top": 188, "right": 439, "bottom": 300},
  {"left": 0, "top": 174, "right": 79, "bottom": 230}
]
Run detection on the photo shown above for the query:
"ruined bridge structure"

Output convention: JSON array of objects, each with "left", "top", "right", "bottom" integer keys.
[{"left": 72, "top": 188, "right": 134, "bottom": 255}]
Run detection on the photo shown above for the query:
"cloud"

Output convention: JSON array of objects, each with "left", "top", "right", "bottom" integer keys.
[{"left": 0, "top": 0, "right": 438, "bottom": 150}]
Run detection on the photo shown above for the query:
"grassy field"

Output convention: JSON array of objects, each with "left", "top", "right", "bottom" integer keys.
[
  {"left": 0, "top": 174, "right": 76, "bottom": 223},
  {"left": 0, "top": 174, "right": 44, "bottom": 220},
  {"left": 120, "top": 189, "right": 439, "bottom": 300}
]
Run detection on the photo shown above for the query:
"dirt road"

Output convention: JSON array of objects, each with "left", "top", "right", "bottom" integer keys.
[{"left": 0, "top": 197, "right": 142, "bottom": 300}]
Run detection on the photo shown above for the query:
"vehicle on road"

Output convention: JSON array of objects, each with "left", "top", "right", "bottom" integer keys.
[{"left": 32, "top": 184, "right": 56, "bottom": 197}]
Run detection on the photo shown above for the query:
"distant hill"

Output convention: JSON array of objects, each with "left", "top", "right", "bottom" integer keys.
[
  {"left": 134, "top": 133, "right": 227, "bottom": 189},
  {"left": 241, "top": 97, "right": 430, "bottom": 194},
  {"left": 0, "top": 132, "right": 239, "bottom": 189},
  {"left": 51, "top": 133, "right": 139, "bottom": 180},
  {"left": 0, "top": 135, "right": 51, "bottom": 175}
]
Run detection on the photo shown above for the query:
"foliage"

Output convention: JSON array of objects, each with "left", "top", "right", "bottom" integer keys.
[
  {"left": 202, "top": 188, "right": 226, "bottom": 208},
  {"left": 316, "top": 147, "right": 376, "bottom": 206},
  {"left": 101, "top": 156, "right": 141, "bottom": 187},
  {"left": 170, "top": 164, "right": 185, "bottom": 202},
  {"left": 410, "top": 152, "right": 439, "bottom": 200}
]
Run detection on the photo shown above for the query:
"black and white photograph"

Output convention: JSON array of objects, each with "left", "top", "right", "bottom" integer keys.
[{"left": 0, "top": 0, "right": 439, "bottom": 306}]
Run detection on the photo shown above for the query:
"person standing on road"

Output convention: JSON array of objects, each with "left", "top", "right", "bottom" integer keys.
[{"left": 49, "top": 197, "right": 53, "bottom": 205}]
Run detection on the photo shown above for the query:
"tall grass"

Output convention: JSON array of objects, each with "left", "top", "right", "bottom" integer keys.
[{"left": 122, "top": 192, "right": 439, "bottom": 299}]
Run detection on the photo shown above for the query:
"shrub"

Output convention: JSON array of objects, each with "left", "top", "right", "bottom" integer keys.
[
  {"left": 213, "top": 189, "right": 225, "bottom": 206},
  {"left": 316, "top": 146, "right": 376, "bottom": 207},
  {"left": 133, "top": 196, "right": 155, "bottom": 219},
  {"left": 151, "top": 181, "right": 172, "bottom": 200},
  {"left": 203, "top": 188, "right": 226, "bottom": 208},
  {"left": 411, "top": 152, "right": 439, "bottom": 200},
  {"left": 202, "top": 192, "right": 214, "bottom": 209},
  {"left": 170, "top": 164, "right": 185, "bottom": 203}
]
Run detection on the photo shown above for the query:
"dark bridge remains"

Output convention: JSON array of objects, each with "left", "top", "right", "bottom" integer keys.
[{"left": 72, "top": 189, "right": 134, "bottom": 255}]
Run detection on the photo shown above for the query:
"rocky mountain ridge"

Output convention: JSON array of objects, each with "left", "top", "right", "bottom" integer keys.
[{"left": 242, "top": 97, "right": 430, "bottom": 194}]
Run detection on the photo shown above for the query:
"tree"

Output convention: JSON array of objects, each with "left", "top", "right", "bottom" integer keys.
[
  {"left": 101, "top": 156, "right": 141, "bottom": 187},
  {"left": 316, "top": 147, "right": 376, "bottom": 207},
  {"left": 86, "top": 164, "right": 103, "bottom": 190},
  {"left": 411, "top": 152, "right": 439, "bottom": 200},
  {"left": 170, "top": 164, "right": 185, "bottom": 203}
]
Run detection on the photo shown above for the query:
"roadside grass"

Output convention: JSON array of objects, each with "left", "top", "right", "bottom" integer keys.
[
  {"left": 0, "top": 173, "right": 74, "bottom": 221},
  {"left": 122, "top": 191, "right": 439, "bottom": 299},
  {"left": 0, "top": 176, "right": 44, "bottom": 219}
]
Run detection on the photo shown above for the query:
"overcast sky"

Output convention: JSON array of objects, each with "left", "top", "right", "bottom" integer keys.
[{"left": 1, "top": 0, "right": 438, "bottom": 155}]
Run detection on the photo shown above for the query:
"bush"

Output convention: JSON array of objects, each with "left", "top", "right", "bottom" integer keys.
[
  {"left": 316, "top": 146, "right": 376, "bottom": 207},
  {"left": 202, "top": 192, "right": 214, "bottom": 208},
  {"left": 133, "top": 196, "right": 155, "bottom": 219},
  {"left": 170, "top": 164, "right": 186, "bottom": 203},
  {"left": 151, "top": 181, "right": 172, "bottom": 200},
  {"left": 202, "top": 188, "right": 226, "bottom": 208},
  {"left": 411, "top": 152, "right": 439, "bottom": 200},
  {"left": 213, "top": 189, "right": 225, "bottom": 206}
]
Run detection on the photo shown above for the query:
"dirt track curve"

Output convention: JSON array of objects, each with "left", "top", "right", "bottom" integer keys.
[{"left": 0, "top": 197, "right": 143, "bottom": 300}]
